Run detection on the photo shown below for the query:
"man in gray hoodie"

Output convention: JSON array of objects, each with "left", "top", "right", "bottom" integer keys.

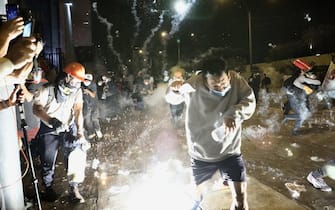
[{"left": 165, "top": 57, "right": 256, "bottom": 210}]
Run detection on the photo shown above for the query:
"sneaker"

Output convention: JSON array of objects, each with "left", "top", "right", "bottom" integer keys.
[
  {"left": 70, "top": 186, "right": 85, "bottom": 203},
  {"left": 41, "top": 187, "right": 59, "bottom": 202},
  {"left": 96, "top": 130, "right": 103, "bottom": 139},
  {"left": 292, "top": 130, "right": 299, "bottom": 136},
  {"left": 88, "top": 133, "right": 96, "bottom": 139},
  {"left": 190, "top": 194, "right": 203, "bottom": 210},
  {"left": 307, "top": 172, "right": 332, "bottom": 192},
  {"left": 281, "top": 117, "right": 287, "bottom": 125}
]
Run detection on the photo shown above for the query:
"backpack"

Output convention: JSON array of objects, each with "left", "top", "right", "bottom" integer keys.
[{"left": 283, "top": 75, "right": 302, "bottom": 95}]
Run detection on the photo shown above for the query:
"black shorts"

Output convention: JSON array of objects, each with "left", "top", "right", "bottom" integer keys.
[{"left": 191, "top": 154, "right": 246, "bottom": 185}]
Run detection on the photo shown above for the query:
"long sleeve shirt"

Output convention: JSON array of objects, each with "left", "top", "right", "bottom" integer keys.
[
  {"left": 293, "top": 75, "right": 321, "bottom": 90},
  {"left": 166, "top": 71, "right": 256, "bottom": 162}
]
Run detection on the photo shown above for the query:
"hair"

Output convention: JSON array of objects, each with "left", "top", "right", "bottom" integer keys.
[
  {"left": 200, "top": 57, "right": 227, "bottom": 78},
  {"left": 170, "top": 65, "right": 185, "bottom": 77}
]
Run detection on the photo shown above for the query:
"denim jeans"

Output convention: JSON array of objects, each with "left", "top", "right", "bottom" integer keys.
[
  {"left": 284, "top": 93, "right": 310, "bottom": 132},
  {"left": 38, "top": 124, "right": 80, "bottom": 187}
]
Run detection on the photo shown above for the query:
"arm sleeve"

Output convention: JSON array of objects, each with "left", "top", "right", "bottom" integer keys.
[
  {"left": 294, "top": 75, "right": 321, "bottom": 89},
  {"left": 223, "top": 73, "right": 256, "bottom": 122}
]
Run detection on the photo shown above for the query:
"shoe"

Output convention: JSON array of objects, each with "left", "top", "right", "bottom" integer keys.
[
  {"left": 41, "top": 186, "right": 59, "bottom": 202},
  {"left": 307, "top": 172, "right": 332, "bottom": 192},
  {"left": 190, "top": 194, "right": 203, "bottom": 210},
  {"left": 88, "top": 133, "right": 96, "bottom": 139},
  {"left": 70, "top": 186, "right": 85, "bottom": 203},
  {"left": 96, "top": 130, "right": 103, "bottom": 139},
  {"left": 292, "top": 130, "right": 299, "bottom": 136},
  {"left": 281, "top": 117, "right": 287, "bottom": 125}
]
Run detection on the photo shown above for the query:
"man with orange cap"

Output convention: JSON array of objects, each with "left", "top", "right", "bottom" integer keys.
[
  {"left": 33, "top": 62, "right": 89, "bottom": 203},
  {"left": 282, "top": 59, "right": 320, "bottom": 135}
]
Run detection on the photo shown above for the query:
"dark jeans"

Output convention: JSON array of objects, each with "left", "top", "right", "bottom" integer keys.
[
  {"left": 83, "top": 106, "right": 101, "bottom": 136},
  {"left": 169, "top": 103, "right": 184, "bottom": 119},
  {"left": 37, "top": 123, "right": 79, "bottom": 187}
]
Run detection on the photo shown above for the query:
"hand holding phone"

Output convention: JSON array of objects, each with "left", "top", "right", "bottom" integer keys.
[
  {"left": 22, "top": 21, "right": 33, "bottom": 37},
  {"left": 6, "top": 4, "right": 19, "bottom": 21}
]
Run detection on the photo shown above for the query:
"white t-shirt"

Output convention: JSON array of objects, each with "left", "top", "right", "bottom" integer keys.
[{"left": 33, "top": 85, "right": 83, "bottom": 128}]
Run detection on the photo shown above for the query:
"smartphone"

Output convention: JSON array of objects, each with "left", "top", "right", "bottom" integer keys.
[
  {"left": 22, "top": 21, "right": 33, "bottom": 37},
  {"left": 5, "top": 4, "right": 19, "bottom": 21}
]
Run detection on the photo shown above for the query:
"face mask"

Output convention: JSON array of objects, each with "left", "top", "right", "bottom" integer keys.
[
  {"left": 83, "top": 81, "right": 91, "bottom": 86},
  {"left": 58, "top": 79, "right": 78, "bottom": 96},
  {"left": 209, "top": 85, "right": 231, "bottom": 97}
]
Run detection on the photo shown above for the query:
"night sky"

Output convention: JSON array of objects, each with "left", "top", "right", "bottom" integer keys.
[{"left": 91, "top": 0, "right": 335, "bottom": 72}]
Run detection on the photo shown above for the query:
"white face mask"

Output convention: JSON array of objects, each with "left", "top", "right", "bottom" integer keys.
[
  {"left": 209, "top": 84, "right": 231, "bottom": 97},
  {"left": 83, "top": 80, "right": 91, "bottom": 86}
]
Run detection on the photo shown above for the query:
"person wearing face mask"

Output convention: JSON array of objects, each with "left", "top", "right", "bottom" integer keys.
[
  {"left": 165, "top": 56, "right": 256, "bottom": 210},
  {"left": 32, "top": 62, "right": 89, "bottom": 203},
  {"left": 82, "top": 73, "right": 102, "bottom": 139},
  {"left": 165, "top": 65, "right": 186, "bottom": 127}
]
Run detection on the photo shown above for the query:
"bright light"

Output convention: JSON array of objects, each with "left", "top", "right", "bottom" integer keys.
[
  {"left": 64, "top": 2, "right": 73, "bottom": 6},
  {"left": 174, "top": 1, "right": 188, "bottom": 15},
  {"left": 161, "top": 31, "right": 168, "bottom": 38},
  {"left": 304, "top": 14, "right": 312, "bottom": 22},
  {"left": 124, "top": 159, "right": 195, "bottom": 210}
]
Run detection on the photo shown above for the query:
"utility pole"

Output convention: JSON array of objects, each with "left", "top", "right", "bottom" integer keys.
[{"left": 248, "top": 10, "right": 253, "bottom": 71}]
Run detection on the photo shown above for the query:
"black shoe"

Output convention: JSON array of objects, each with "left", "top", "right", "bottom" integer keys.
[
  {"left": 41, "top": 187, "right": 59, "bottom": 202},
  {"left": 292, "top": 130, "right": 300, "bottom": 136},
  {"left": 69, "top": 186, "right": 85, "bottom": 203}
]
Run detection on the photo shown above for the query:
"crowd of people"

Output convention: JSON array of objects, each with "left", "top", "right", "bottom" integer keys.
[{"left": 0, "top": 14, "right": 158, "bottom": 207}]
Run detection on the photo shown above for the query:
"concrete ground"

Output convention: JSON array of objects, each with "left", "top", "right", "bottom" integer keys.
[{"left": 23, "top": 83, "right": 335, "bottom": 210}]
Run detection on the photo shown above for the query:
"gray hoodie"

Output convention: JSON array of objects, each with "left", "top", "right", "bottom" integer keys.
[{"left": 166, "top": 71, "right": 256, "bottom": 162}]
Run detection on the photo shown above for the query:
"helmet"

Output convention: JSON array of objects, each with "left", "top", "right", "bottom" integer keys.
[{"left": 64, "top": 62, "right": 86, "bottom": 81}]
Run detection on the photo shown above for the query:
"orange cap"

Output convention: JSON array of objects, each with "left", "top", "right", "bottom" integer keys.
[{"left": 293, "top": 59, "right": 312, "bottom": 72}]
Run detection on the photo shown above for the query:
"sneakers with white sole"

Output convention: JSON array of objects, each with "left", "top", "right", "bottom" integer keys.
[{"left": 307, "top": 172, "right": 332, "bottom": 192}]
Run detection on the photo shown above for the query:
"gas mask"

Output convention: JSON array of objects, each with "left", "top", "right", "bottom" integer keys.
[{"left": 209, "top": 85, "right": 231, "bottom": 97}]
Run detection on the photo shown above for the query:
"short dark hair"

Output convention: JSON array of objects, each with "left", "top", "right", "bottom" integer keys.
[{"left": 200, "top": 57, "right": 228, "bottom": 77}]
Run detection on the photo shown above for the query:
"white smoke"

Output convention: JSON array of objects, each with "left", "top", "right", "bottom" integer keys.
[
  {"left": 92, "top": 2, "right": 124, "bottom": 65},
  {"left": 169, "top": 0, "right": 196, "bottom": 37},
  {"left": 141, "top": 10, "right": 166, "bottom": 63},
  {"left": 131, "top": 0, "right": 141, "bottom": 42}
]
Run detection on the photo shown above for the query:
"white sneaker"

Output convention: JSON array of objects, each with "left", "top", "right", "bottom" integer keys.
[
  {"left": 88, "top": 133, "right": 96, "bottom": 139},
  {"left": 307, "top": 172, "right": 332, "bottom": 192},
  {"left": 96, "top": 130, "right": 103, "bottom": 139}
]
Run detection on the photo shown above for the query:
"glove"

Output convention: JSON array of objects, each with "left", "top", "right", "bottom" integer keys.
[
  {"left": 48, "top": 117, "right": 63, "bottom": 129},
  {"left": 303, "top": 85, "right": 313, "bottom": 95}
]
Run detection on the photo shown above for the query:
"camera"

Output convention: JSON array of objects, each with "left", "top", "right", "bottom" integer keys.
[{"left": 5, "top": 4, "right": 35, "bottom": 37}]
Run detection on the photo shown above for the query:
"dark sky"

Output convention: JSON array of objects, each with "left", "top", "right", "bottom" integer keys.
[{"left": 92, "top": 0, "right": 335, "bottom": 69}]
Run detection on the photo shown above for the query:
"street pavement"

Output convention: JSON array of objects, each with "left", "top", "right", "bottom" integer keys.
[{"left": 23, "top": 83, "right": 335, "bottom": 210}]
